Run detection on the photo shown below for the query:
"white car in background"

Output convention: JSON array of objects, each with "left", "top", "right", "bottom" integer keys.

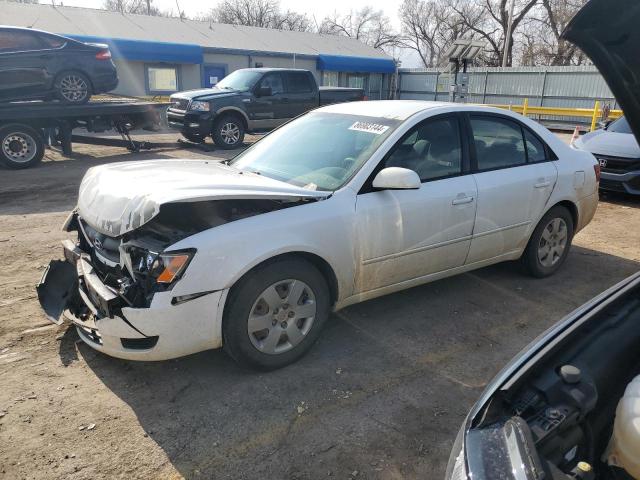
[
  {"left": 37, "top": 100, "right": 600, "bottom": 370},
  {"left": 574, "top": 115, "right": 640, "bottom": 195}
]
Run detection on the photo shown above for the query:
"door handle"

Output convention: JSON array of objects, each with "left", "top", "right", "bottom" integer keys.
[
  {"left": 452, "top": 196, "right": 474, "bottom": 205},
  {"left": 534, "top": 181, "right": 551, "bottom": 188}
]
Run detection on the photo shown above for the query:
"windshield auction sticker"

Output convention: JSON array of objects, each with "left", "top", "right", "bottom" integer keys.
[{"left": 349, "top": 121, "right": 390, "bottom": 135}]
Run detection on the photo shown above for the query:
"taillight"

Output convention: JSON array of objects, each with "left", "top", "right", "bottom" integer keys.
[
  {"left": 96, "top": 50, "right": 112, "bottom": 60},
  {"left": 594, "top": 164, "right": 601, "bottom": 183}
]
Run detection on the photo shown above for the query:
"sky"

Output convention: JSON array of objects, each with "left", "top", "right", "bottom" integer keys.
[{"left": 53, "top": 0, "right": 420, "bottom": 66}]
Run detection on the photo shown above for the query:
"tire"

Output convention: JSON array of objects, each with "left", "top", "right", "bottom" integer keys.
[
  {"left": 0, "top": 124, "right": 45, "bottom": 169},
  {"left": 54, "top": 71, "right": 92, "bottom": 104},
  {"left": 222, "top": 258, "right": 330, "bottom": 370},
  {"left": 522, "top": 206, "right": 574, "bottom": 278},
  {"left": 212, "top": 113, "right": 245, "bottom": 149}
]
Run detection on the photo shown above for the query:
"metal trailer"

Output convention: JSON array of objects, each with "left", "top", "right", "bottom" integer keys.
[{"left": 0, "top": 100, "right": 172, "bottom": 170}]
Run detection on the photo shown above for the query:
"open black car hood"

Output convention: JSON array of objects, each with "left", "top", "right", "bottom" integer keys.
[{"left": 562, "top": 0, "right": 640, "bottom": 144}]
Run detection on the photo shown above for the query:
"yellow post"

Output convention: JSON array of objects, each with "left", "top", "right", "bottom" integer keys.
[
  {"left": 591, "top": 100, "right": 601, "bottom": 132},
  {"left": 522, "top": 98, "right": 529, "bottom": 117}
]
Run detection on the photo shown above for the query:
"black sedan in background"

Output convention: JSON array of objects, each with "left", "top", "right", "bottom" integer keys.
[
  {"left": 446, "top": 1, "right": 640, "bottom": 479},
  {"left": 0, "top": 27, "right": 118, "bottom": 104}
]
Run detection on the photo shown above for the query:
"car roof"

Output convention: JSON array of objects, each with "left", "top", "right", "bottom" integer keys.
[{"left": 316, "top": 100, "right": 518, "bottom": 121}]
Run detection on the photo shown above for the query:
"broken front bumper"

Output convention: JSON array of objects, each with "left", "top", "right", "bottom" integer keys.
[{"left": 37, "top": 240, "right": 227, "bottom": 361}]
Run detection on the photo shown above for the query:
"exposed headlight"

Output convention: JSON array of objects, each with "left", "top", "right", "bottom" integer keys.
[
  {"left": 189, "top": 101, "right": 210, "bottom": 112},
  {"left": 445, "top": 424, "right": 468, "bottom": 480}
]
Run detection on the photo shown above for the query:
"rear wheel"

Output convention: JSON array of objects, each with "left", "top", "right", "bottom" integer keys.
[
  {"left": 0, "top": 124, "right": 45, "bottom": 169},
  {"left": 212, "top": 113, "right": 245, "bottom": 149},
  {"left": 222, "top": 258, "right": 330, "bottom": 370},
  {"left": 54, "top": 71, "right": 92, "bottom": 104},
  {"left": 522, "top": 206, "right": 574, "bottom": 278}
]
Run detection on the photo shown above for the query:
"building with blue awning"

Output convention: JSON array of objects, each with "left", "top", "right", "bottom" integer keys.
[{"left": 3, "top": 3, "right": 397, "bottom": 99}]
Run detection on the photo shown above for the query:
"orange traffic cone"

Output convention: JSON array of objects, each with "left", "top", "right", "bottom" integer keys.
[{"left": 570, "top": 126, "right": 580, "bottom": 147}]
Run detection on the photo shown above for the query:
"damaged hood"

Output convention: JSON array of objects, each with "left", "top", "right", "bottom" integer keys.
[{"left": 77, "top": 159, "right": 328, "bottom": 236}]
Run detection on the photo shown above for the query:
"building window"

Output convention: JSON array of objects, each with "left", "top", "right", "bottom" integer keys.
[
  {"left": 347, "top": 74, "right": 366, "bottom": 89},
  {"left": 322, "top": 71, "right": 338, "bottom": 87},
  {"left": 146, "top": 65, "right": 179, "bottom": 93}
]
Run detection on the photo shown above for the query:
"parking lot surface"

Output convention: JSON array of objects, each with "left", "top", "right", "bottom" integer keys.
[{"left": 1, "top": 133, "right": 639, "bottom": 479}]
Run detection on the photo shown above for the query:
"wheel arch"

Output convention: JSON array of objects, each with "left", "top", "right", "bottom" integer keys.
[
  {"left": 214, "top": 107, "right": 249, "bottom": 130},
  {"left": 227, "top": 251, "right": 340, "bottom": 308},
  {"left": 550, "top": 199, "right": 579, "bottom": 230}
]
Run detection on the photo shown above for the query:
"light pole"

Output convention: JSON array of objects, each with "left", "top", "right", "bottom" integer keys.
[{"left": 502, "top": 0, "right": 516, "bottom": 67}]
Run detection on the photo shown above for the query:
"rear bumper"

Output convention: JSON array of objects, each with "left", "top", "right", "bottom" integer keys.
[
  {"left": 600, "top": 170, "right": 640, "bottom": 195},
  {"left": 37, "top": 241, "right": 227, "bottom": 361},
  {"left": 91, "top": 71, "right": 119, "bottom": 94}
]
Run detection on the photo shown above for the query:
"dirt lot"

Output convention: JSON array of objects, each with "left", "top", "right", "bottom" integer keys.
[{"left": 1, "top": 132, "right": 639, "bottom": 480}]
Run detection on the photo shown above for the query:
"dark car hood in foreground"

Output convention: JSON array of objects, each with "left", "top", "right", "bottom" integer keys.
[
  {"left": 170, "top": 87, "right": 240, "bottom": 101},
  {"left": 562, "top": 0, "right": 640, "bottom": 144}
]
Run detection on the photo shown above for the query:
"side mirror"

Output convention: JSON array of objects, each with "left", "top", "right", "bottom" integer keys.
[
  {"left": 372, "top": 167, "right": 421, "bottom": 190},
  {"left": 256, "top": 86, "right": 272, "bottom": 97}
]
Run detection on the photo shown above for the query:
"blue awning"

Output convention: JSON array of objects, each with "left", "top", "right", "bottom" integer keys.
[
  {"left": 317, "top": 54, "right": 395, "bottom": 74},
  {"left": 66, "top": 35, "right": 203, "bottom": 64}
]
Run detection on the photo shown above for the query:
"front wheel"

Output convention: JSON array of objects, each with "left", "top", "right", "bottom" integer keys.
[
  {"left": 54, "top": 71, "right": 92, "bottom": 104},
  {"left": 222, "top": 258, "right": 330, "bottom": 370},
  {"left": 0, "top": 124, "right": 45, "bottom": 169},
  {"left": 522, "top": 206, "right": 574, "bottom": 278},
  {"left": 212, "top": 114, "right": 245, "bottom": 149}
]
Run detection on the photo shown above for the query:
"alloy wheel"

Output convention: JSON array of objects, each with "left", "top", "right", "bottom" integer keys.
[
  {"left": 220, "top": 122, "right": 240, "bottom": 145},
  {"left": 59, "top": 74, "right": 89, "bottom": 103},
  {"left": 537, "top": 217, "right": 568, "bottom": 267},
  {"left": 247, "top": 279, "right": 317, "bottom": 355}
]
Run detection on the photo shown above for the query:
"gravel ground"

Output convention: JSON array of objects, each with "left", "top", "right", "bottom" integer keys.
[{"left": 0, "top": 131, "right": 639, "bottom": 480}]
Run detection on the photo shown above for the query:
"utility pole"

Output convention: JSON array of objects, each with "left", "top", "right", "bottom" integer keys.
[
  {"left": 146, "top": 0, "right": 151, "bottom": 15},
  {"left": 502, "top": 0, "right": 516, "bottom": 67}
]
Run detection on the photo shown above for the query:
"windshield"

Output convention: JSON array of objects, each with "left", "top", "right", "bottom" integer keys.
[
  {"left": 229, "top": 112, "right": 400, "bottom": 191},
  {"left": 607, "top": 116, "right": 632, "bottom": 134},
  {"left": 216, "top": 70, "right": 263, "bottom": 92}
]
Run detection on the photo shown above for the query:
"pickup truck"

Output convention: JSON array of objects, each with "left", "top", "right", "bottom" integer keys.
[{"left": 167, "top": 68, "right": 365, "bottom": 149}]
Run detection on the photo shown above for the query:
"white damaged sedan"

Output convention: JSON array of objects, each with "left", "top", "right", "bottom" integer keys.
[{"left": 37, "top": 101, "right": 600, "bottom": 369}]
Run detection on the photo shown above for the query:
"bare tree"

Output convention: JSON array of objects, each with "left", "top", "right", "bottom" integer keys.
[
  {"left": 102, "top": 0, "right": 164, "bottom": 16},
  {"left": 451, "top": 0, "right": 539, "bottom": 66},
  {"left": 206, "top": 0, "right": 312, "bottom": 31},
  {"left": 538, "top": 0, "right": 587, "bottom": 65},
  {"left": 317, "top": 7, "right": 402, "bottom": 52},
  {"left": 399, "top": 0, "right": 470, "bottom": 67}
]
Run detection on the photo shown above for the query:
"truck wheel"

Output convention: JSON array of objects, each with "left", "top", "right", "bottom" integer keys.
[
  {"left": 212, "top": 114, "right": 245, "bottom": 149},
  {"left": 0, "top": 124, "right": 45, "bottom": 169},
  {"left": 222, "top": 258, "right": 330, "bottom": 370},
  {"left": 54, "top": 71, "right": 92, "bottom": 104},
  {"left": 522, "top": 206, "right": 574, "bottom": 278}
]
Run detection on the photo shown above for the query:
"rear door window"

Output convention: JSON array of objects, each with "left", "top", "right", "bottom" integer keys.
[
  {"left": 38, "top": 33, "right": 66, "bottom": 49},
  {"left": 470, "top": 116, "right": 527, "bottom": 170},
  {"left": 285, "top": 72, "right": 313, "bottom": 93},
  {"left": 0, "top": 30, "right": 45, "bottom": 53},
  {"left": 260, "top": 73, "right": 284, "bottom": 95}
]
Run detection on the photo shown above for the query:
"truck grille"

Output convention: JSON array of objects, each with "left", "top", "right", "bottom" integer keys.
[
  {"left": 170, "top": 98, "right": 190, "bottom": 111},
  {"left": 595, "top": 154, "right": 640, "bottom": 174}
]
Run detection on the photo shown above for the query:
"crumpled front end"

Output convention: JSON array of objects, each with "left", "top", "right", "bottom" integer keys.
[{"left": 36, "top": 211, "right": 226, "bottom": 360}]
